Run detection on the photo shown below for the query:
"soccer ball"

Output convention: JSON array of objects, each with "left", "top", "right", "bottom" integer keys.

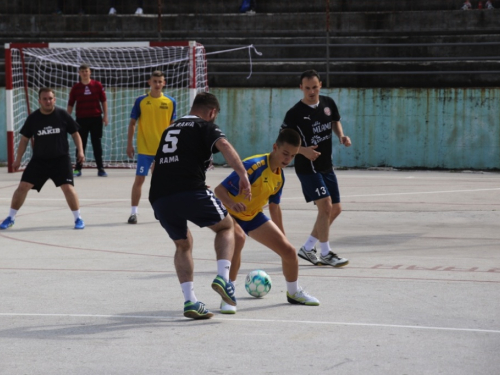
[{"left": 245, "top": 270, "right": 272, "bottom": 298}]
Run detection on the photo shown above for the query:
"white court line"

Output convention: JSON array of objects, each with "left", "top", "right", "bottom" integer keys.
[
  {"left": 1, "top": 188, "right": 500, "bottom": 202},
  {"left": 0, "top": 313, "right": 499, "bottom": 334}
]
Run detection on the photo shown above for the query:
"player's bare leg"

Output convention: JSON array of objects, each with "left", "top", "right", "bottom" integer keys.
[
  {"left": 209, "top": 214, "right": 235, "bottom": 262},
  {"left": 310, "top": 197, "right": 342, "bottom": 242},
  {"left": 131, "top": 175, "right": 146, "bottom": 207},
  {"left": 249, "top": 220, "right": 320, "bottom": 306},
  {"left": 229, "top": 220, "right": 246, "bottom": 281},
  {"left": 173, "top": 229, "right": 194, "bottom": 283},
  {"left": 10, "top": 181, "right": 33, "bottom": 210},
  {"left": 248, "top": 220, "right": 298, "bottom": 282},
  {"left": 310, "top": 199, "right": 348, "bottom": 267},
  {"left": 60, "top": 184, "right": 80, "bottom": 211}
]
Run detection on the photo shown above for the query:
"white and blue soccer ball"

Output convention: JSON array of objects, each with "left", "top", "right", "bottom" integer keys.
[{"left": 245, "top": 269, "right": 272, "bottom": 298}]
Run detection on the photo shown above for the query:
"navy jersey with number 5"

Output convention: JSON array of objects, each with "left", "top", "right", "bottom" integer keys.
[{"left": 148, "top": 115, "right": 226, "bottom": 204}]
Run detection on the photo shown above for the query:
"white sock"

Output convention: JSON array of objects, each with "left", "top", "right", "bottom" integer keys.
[
  {"left": 181, "top": 282, "right": 197, "bottom": 303},
  {"left": 286, "top": 280, "right": 299, "bottom": 295},
  {"left": 320, "top": 241, "right": 331, "bottom": 257},
  {"left": 71, "top": 210, "right": 81, "bottom": 221},
  {"left": 303, "top": 236, "right": 318, "bottom": 251},
  {"left": 217, "top": 259, "right": 231, "bottom": 281},
  {"left": 9, "top": 208, "right": 18, "bottom": 219},
  {"left": 131, "top": 206, "right": 138, "bottom": 215}
]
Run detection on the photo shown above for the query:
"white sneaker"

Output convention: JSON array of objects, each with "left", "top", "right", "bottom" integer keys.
[
  {"left": 108, "top": 7, "right": 117, "bottom": 15},
  {"left": 287, "top": 287, "right": 320, "bottom": 306},
  {"left": 134, "top": 7, "right": 143, "bottom": 15},
  {"left": 220, "top": 300, "right": 237, "bottom": 314},
  {"left": 318, "top": 251, "right": 349, "bottom": 267},
  {"left": 298, "top": 246, "right": 319, "bottom": 265}
]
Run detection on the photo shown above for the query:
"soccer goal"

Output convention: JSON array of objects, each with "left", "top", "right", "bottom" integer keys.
[{"left": 4, "top": 41, "right": 208, "bottom": 172}]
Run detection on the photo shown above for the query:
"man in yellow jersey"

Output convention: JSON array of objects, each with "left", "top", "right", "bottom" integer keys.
[
  {"left": 126, "top": 71, "right": 176, "bottom": 224},
  {"left": 214, "top": 129, "right": 320, "bottom": 314}
]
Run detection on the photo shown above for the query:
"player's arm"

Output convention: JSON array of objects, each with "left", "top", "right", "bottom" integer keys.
[
  {"left": 214, "top": 184, "right": 247, "bottom": 213},
  {"left": 298, "top": 144, "right": 320, "bottom": 161},
  {"left": 332, "top": 121, "right": 351, "bottom": 147},
  {"left": 12, "top": 135, "right": 30, "bottom": 171},
  {"left": 215, "top": 138, "right": 252, "bottom": 201},
  {"left": 102, "top": 101, "right": 109, "bottom": 126},
  {"left": 126, "top": 118, "right": 137, "bottom": 158},
  {"left": 71, "top": 132, "right": 85, "bottom": 164},
  {"left": 281, "top": 121, "right": 320, "bottom": 161},
  {"left": 66, "top": 105, "right": 74, "bottom": 115},
  {"left": 269, "top": 202, "right": 285, "bottom": 235}
]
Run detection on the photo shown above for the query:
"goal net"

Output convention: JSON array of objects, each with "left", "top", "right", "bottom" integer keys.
[{"left": 5, "top": 41, "right": 208, "bottom": 172}]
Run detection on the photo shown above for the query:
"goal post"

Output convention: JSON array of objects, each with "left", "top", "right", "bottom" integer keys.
[{"left": 4, "top": 41, "right": 208, "bottom": 172}]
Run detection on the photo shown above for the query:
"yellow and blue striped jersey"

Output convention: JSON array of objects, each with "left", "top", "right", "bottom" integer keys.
[
  {"left": 130, "top": 93, "right": 176, "bottom": 156},
  {"left": 221, "top": 153, "right": 285, "bottom": 221}
]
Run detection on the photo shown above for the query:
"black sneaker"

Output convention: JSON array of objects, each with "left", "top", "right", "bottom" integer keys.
[{"left": 128, "top": 214, "right": 137, "bottom": 224}]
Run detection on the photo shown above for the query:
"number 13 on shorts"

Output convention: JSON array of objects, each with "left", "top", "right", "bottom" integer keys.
[{"left": 315, "top": 187, "right": 327, "bottom": 196}]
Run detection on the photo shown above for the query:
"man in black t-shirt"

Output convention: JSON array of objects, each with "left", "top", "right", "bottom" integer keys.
[
  {"left": 281, "top": 70, "right": 351, "bottom": 268},
  {"left": 149, "top": 92, "right": 251, "bottom": 320},
  {"left": 0, "top": 88, "right": 86, "bottom": 230}
]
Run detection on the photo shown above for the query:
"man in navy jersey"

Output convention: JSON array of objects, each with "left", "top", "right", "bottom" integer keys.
[
  {"left": 149, "top": 92, "right": 251, "bottom": 319},
  {"left": 0, "top": 88, "right": 86, "bottom": 230},
  {"left": 67, "top": 63, "right": 109, "bottom": 177},
  {"left": 281, "top": 70, "right": 351, "bottom": 267}
]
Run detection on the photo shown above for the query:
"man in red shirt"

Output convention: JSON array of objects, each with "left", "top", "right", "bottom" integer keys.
[{"left": 67, "top": 63, "right": 109, "bottom": 177}]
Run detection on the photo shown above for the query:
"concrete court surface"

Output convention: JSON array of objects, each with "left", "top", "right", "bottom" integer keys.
[{"left": 0, "top": 166, "right": 499, "bottom": 375}]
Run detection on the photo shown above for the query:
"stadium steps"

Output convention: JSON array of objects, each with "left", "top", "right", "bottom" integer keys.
[{"left": 1, "top": 6, "right": 499, "bottom": 87}]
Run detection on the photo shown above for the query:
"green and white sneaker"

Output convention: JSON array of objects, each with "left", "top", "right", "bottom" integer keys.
[
  {"left": 287, "top": 288, "right": 320, "bottom": 306},
  {"left": 183, "top": 300, "right": 214, "bottom": 319},
  {"left": 220, "top": 300, "right": 237, "bottom": 314}
]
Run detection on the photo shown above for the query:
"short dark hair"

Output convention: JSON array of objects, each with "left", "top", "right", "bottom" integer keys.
[
  {"left": 151, "top": 70, "right": 165, "bottom": 78},
  {"left": 277, "top": 129, "right": 301, "bottom": 147},
  {"left": 191, "top": 92, "right": 220, "bottom": 113},
  {"left": 38, "top": 87, "right": 55, "bottom": 98},
  {"left": 300, "top": 69, "right": 321, "bottom": 84},
  {"left": 79, "top": 63, "right": 90, "bottom": 70}
]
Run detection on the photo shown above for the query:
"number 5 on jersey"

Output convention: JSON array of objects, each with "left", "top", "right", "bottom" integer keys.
[{"left": 162, "top": 129, "right": 181, "bottom": 153}]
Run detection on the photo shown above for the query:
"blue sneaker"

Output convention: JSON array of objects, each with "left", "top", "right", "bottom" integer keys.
[
  {"left": 0, "top": 216, "right": 15, "bottom": 230},
  {"left": 74, "top": 217, "right": 85, "bottom": 229},
  {"left": 73, "top": 170, "right": 82, "bottom": 177},
  {"left": 183, "top": 300, "right": 214, "bottom": 319},
  {"left": 97, "top": 169, "right": 108, "bottom": 177},
  {"left": 211, "top": 276, "right": 236, "bottom": 306}
]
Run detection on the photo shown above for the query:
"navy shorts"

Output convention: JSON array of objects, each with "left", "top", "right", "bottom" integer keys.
[
  {"left": 151, "top": 189, "right": 228, "bottom": 240},
  {"left": 21, "top": 155, "right": 74, "bottom": 192},
  {"left": 233, "top": 212, "right": 270, "bottom": 235},
  {"left": 136, "top": 154, "right": 155, "bottom": 176},
  {"left": 296, "top": 169, "right": 341, "bottom": 204}
]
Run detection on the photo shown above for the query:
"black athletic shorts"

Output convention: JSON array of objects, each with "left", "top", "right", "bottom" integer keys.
[
  {"left": 21, "top": 155, "right": 74, "bottom": 192},
  {"left": 151, "top": 189, "right": 228, "bottom": 240}
]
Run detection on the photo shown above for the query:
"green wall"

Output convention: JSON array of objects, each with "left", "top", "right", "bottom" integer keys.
[{"left": 2, "top": 88, "right": 499, "bottom": 169}]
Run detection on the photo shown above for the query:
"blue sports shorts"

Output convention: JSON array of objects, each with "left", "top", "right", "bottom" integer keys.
[
  {"left": 233, "top": 212, "right": 270, "bottom": 235},
  {"left": 152, "top": 189, "right": 228, "bottom": 240},
  {"left": 136, "top": 154, "right": 155, "bottom": 176},
  {"left": 296, "top": 169, "right": 341, "bottom": 204}
]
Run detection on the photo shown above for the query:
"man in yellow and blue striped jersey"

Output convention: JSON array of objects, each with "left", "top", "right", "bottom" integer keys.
[
  {"left": 214, "top": 129, "right": 320, "bottom": 314},
  {"left": 126, "top": 71, "right": 176, "bottom": 224}
]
